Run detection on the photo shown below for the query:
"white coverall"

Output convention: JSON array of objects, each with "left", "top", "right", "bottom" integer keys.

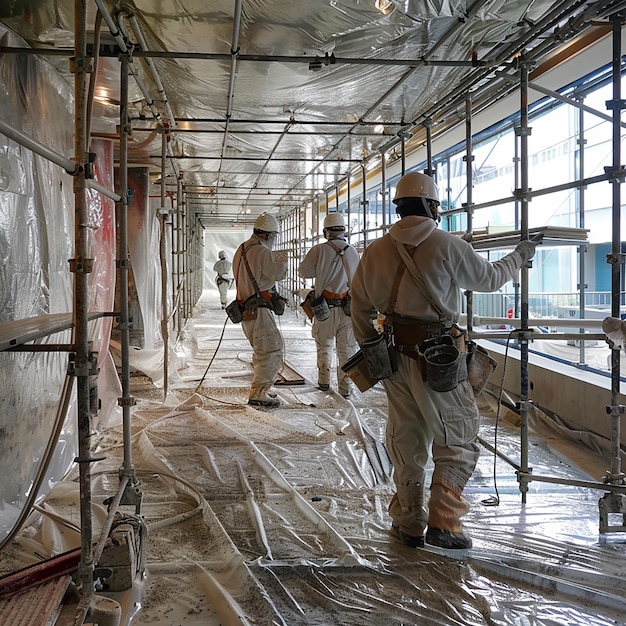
[
  {"left": 351, "top": 215, "right": 528, "bottom": 538},
  {"left": 233, "top": 235, "right": 288, "bottom": 403},
  {"left": 298, "top": 237, "right": 360, "bottom": 395},
  {"left": 213, "top": 257, "right": 232, "bottom": 307}
]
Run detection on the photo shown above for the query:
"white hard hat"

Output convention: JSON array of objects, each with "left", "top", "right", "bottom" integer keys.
[
  {"left": 218, "top": 250, "right": 226, "bottom": 259},
  {"left": 393, "top": 172, "right": 439, "bottom": 204},
  {"left": 323, "top": 213, "right": 345, "bottom": 230},
  {"left": 254, "top": 213, "right": 279, "bottom": 232}
]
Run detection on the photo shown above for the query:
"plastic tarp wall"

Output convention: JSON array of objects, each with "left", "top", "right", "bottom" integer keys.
[
  {"left": 125, "top": 168, "right": 162, "bottom": 351},
  {"left": 111, "top": 167, "right": 179, "bottom": 389},
  {"left": 0, "top": 26, "right": 121, "bottom": 547}
]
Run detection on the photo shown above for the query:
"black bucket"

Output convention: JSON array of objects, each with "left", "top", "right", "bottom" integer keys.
[{"left": 424, "top": 344, "right": 464, "bottom": 392}]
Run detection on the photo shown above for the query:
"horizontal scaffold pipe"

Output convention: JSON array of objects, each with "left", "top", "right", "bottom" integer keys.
[{"left": 0, "top": 119, "right": 121, "bottom": 202}]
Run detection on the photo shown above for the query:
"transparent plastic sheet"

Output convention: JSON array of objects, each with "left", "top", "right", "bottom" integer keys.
[
  {"left": 0, "top": 27, "right": 78, "bottom": 545},
  {"left": 0, "top": 29, "right": 122, "bottom": 545},
  {"left": 126, "top": 167, "right": 162, "bottom": 351},
  {"left": 0, "top": 0, "right": 574, "bottom": 192}
]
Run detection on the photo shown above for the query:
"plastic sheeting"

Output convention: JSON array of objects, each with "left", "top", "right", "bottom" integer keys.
[
  {"left": 0, "top": 1, "right": 604, "bottom": 224},
  {"left": 0, "top": 24, "right": 122, "bottom": 547},
  {"left": 2, "top": 290, "right": 624, "bottom": 625}
]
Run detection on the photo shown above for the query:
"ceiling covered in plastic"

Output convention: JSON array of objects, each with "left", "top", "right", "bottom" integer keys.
[{"left": 0, "top": 0, "right": 622, "bottom": 227}]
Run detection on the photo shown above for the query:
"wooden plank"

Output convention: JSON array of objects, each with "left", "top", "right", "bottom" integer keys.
[
  {"left": 469, "top": 226, "right": 589, "bottom": 251},
  {"left": 0, "top": 576, "right": 71, "bottom": 626},
  {"left": 275, "top": 361, "right": 305, "bottom": 385},
  {"left": 0, "top": 547, "right": 80, "bottom": 600}
]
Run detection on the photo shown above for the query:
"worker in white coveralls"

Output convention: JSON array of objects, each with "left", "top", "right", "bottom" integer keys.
[
  {"left": 298, "top": 213, "right": 360, "bottom": 397},
  {"left": 350, "top": 171, "right": 536, "bottom": 550},
  {"left": 213, "top": 250, "right": 232, "bottom": 309},
  {"left": 233, "top": 213, "right": 288, "bottom": 408}
]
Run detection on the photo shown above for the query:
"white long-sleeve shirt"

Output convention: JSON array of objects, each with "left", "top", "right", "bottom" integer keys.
[
  {"left": 233, "top": 235, "right": 287, "bottom": 301},
  {"left": 298, "top": 237, "right": 360, "bottom": 296},
  {"left": 351, "top": 215, "right": 525, "bottom": 342}
]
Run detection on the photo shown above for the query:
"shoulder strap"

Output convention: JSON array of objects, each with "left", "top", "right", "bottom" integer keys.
[
  {"left": 393, "top": 238, "right": 446, "bottom": 320},
  {"left": 386, "top": 262, "right": 406, "bottom": 316},
  {"left": 325, "top": 240, "right": 353, "bottom": 286},
  {"left": 236, "top": 241, "right": 262, "bottom": 297}
]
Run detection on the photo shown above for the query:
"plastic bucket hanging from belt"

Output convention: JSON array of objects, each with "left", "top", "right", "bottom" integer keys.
[
  {"left": 423, "top": 343, "right": 465, "bottom": 392},
  {"left": 310, "top": 294, "right": 330, "bottom": 321}
]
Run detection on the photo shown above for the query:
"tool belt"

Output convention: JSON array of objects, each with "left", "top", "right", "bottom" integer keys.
[
  {"left": 322, "top": 289, "right": 348, "bottom": 307},
  {"left": 387, "top": 316, "right": 445, "bottom": 359},
  {"left": 385, "top": 315, "right": 468, "bottom": 387},
  {"left": 241, "top": 290, "right": 287, "bottom": 316}
]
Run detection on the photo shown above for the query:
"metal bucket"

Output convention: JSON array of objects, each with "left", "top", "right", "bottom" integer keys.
[
  {"left": 360, "top": 333, "right": 394, "bottom": 381},
  {"left": 423, "top": 344, "right": 464, "bottom": 392}
]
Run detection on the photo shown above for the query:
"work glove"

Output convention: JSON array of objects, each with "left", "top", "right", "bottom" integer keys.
[
  {"left": 272, "top": 250, "right": 288, "bottom": 263},
  {"left": 514, "top": 239, "right": 537, "bottom": 263}
]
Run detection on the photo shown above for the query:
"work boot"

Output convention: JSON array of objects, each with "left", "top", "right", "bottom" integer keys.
[
  {"left": 427, "top": 482, "right": 472, "bottom": 549},
  {"left": 248, "top": 385, "right": 280, "bottom": 407},
  {"left": 248, "top": 396, "right": 280, "bottom": 407},
  {"left": 426, "top": 527, "right": 472, "bottom": 549},
  {"left": 391, "top": 524, "right": 424, "bottom": 548}
]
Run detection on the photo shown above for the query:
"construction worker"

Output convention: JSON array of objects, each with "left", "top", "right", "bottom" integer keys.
[
  {"left": 213, "top": 250, "right": 232, "bottom": 309},
  {"left": 233, "top": 213, "right": 288, "bottom": 407},
  {"left": 350, "top": 171, "right": 537, "bottom": 549},
  {"left": 298, "top": 213, "right": 360, "bottom": 397}
]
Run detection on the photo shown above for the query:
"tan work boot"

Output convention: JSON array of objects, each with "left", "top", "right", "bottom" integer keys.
[{"left": 427, "top": 483, "right": 472, "bottom": 549}]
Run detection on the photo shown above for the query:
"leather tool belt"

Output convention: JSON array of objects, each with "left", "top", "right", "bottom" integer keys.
[
  {"left": 387, "top": 316, "right": 446, "bottom": 360},
  {"left": 322, "top": 289, "right": 348, "bottom": 307}
]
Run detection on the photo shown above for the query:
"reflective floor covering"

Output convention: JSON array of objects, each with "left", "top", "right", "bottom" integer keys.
[{"left": 1, "top": 289, "right": 625, "bottom": 625}]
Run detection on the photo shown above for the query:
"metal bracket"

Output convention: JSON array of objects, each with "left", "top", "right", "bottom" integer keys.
[
  {"left": 115, "top": 473, "right": 144, "bottom": 514},
  {"left": 68, "top": 257, "right": 94, "bottom": 274},
  {"left": 516, "top": 400, "right": 534, "bottom": 412},
  {"left": 599, "top": 491, "right": 626, "bottom": 534},
  {"left": 74, "top": 454, "right": 106, "bottom": 464},
  {"left": 605, "top": 404, "right": 625, "bottom": 415},
  {"left": 512, "top": 188, "right": 532, "bottom": 201},
  {"left": 514, "top": 126, "right": 532, "bottom": 137},
  {"left": 605, "top": 98, "right": 626, "bottom": 112},
  {"left": 606, "top": 252, "right": 626, "bottom": 265},
  {"left": 512, "top": 329, "right": 535, "bottom": 342},
  {"left": 118, "top": 395, "right": 137, "bottom": 407},
  {"left": 603, "top": 165, "right": 626, "bottom": 182}
]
